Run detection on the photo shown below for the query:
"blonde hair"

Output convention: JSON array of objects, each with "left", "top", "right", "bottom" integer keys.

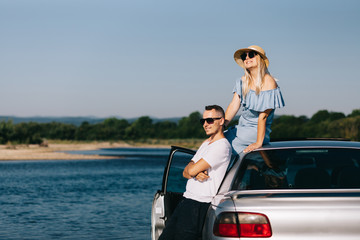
[{"left": 242, "top": 56, "right": 270, "bottom": 96}]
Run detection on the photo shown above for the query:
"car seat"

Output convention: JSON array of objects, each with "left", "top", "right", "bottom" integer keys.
[
  {"left": 337, "top": 167, "right": 360, "bottom": 188},
  {"left": 295, "top": 167, "right": 331, "bottom": 189}
]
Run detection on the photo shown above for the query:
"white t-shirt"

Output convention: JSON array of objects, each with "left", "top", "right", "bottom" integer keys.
[{"left": 183, "top": 138, "right": 232, "bottom": 203}]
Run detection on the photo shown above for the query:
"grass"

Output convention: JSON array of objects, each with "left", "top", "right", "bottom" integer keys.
[
  {"left": 38, "top": 139, "right": 204, "bottom": 149},
  {"left": 123, "top": 138, "right": 204, "bottom": 149}
]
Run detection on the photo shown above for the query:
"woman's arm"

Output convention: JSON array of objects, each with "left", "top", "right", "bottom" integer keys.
[
  {"left": 225, "top": 93, "right": 241, "bottom": 127},
  {"left": 243, "top": 75, "right": 277, "bottom": 152},
  {"left": 243, "top": 109, "right": 272, "bottom": 153}
]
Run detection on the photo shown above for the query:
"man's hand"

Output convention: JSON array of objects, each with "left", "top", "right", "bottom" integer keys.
[
  {"left": 183, "top": 159, "right": 211, "bottom": 179},
  {"left": 194, "top": 170, "right": 209, "bottom": 182}
]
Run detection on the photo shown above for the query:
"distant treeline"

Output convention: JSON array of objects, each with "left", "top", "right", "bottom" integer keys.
[{"left": 1, "top": 109, "right": 360, "bottom": 145}]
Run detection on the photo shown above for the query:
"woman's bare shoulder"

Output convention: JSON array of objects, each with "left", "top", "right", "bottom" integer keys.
[{"left": 263, "top": 74, "right": 277, "bottom": 90}]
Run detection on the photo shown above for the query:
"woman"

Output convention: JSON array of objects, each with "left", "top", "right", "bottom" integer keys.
[{"left": 224, "top": 45, "right": 285, "bottom": 155}]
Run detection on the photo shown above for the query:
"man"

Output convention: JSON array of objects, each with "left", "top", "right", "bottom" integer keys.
[{"left": 159, "top": 105, "right": 232, "bottom": 240}]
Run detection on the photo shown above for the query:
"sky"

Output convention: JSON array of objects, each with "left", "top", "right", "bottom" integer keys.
[{"left": 1, "top": 0, "right": 359, "bottom": 119}]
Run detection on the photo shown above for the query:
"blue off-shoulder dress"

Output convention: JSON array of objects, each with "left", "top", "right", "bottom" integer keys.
[{"left": 225, "top": 79, "right": 285, "bottom": 155}]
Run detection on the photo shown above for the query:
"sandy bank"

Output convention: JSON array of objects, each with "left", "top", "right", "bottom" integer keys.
[
  {"left": 0, "top": 141, "right": 163, "bottom": 161},
  {"left": 0, "top": 139, "right": 203, "bottom": 161}
]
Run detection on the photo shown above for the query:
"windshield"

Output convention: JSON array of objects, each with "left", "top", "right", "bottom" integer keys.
[{"left": 231, "top": 148, "right": 360, "bottom": 190}]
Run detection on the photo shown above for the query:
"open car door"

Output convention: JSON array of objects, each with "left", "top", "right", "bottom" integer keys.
[{"left": 151, "top": 146, "right": 196, "bottom": 240}]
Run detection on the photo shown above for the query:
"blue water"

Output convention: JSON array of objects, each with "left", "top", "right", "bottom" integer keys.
[{"left": 0, "top": 148, "right": 170, "bottom": 240}]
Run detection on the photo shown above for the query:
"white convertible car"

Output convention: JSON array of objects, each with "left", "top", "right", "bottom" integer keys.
[{"left": 151, "top": 140, "right": 360, "bottom": 239}]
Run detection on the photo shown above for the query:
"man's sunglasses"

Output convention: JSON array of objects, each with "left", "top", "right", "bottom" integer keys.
[
  {"left": 200, "top": 117, "right": 222, "bottom": 125},
  {"left": 240, "top": 51, "right": 258, "bottom": 61}
]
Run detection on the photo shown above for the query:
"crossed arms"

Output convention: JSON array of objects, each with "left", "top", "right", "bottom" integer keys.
[{"left": 183, "top": 159, "right": 211, "bottom": 182}]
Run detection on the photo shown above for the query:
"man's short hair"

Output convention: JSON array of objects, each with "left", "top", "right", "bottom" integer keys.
[{"left": 205, "top": 105, "right": 225, "bottom": 117}]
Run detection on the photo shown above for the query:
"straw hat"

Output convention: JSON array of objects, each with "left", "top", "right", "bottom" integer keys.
[{"left": 234, "top": 45, "right": 269, "bottom": 68}]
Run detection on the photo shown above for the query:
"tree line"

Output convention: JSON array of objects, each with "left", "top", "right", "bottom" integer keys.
[{"left": 1, "top": 109, "right": 360, "bottom": 145}]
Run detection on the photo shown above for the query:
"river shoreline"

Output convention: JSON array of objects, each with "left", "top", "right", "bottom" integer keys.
[{"left": 0, "top": 141, "right": 172, "bottom": 161}]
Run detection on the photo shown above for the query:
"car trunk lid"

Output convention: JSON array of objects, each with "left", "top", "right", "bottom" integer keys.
[{"left": 228, "top": 189, "right": 360, "bottom": 239}]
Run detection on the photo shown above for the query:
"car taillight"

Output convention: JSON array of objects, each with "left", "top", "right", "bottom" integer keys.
[{"left": 213, "top": 212, "right": 272, "bottom": 238}]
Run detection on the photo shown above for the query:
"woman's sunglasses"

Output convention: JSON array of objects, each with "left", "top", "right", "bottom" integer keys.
[
  {"left": 240, "top": 51, "right": 258, "bottom": 61},
  {"left": 200, "top": 117, "right": 222, "bottom": 125}
]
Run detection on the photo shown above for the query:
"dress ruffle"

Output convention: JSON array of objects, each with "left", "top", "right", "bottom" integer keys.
[
  {"left": 232, "top": 78, "right": 285, "bottom": 112},
  {"left": 233, "top": 78, "right": 244, "bottom": 102},
  {"left": 244, "top": 88, "right": 285, "bottom": 112}
]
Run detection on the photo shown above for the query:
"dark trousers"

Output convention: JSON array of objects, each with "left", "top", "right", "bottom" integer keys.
[{"left": 158, "top": 198, "right": 210, "bottom": 240}]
